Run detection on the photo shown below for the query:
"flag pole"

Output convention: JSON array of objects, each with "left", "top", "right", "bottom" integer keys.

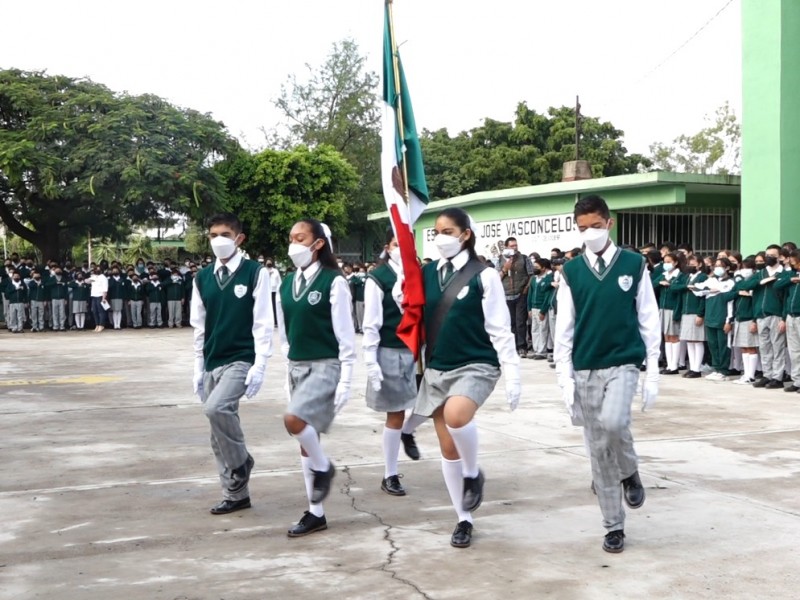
[{"left": 386, "top": 0, "right": 410, "bottom": 204}]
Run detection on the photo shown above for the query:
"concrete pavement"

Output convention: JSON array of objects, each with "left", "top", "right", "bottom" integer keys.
[{"left": 1, "top": 329, "right": 799, "bottom": 599}]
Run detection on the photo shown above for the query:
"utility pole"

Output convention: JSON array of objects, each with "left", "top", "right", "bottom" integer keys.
[{"left": 575, "top": 95, "right": 581, "bottom": 161}]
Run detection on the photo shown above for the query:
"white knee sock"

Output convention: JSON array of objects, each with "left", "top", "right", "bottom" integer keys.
[
  {"left": 300, "top": 456, "right": 324, "bottom": 517},
  {"left": 744, "top": 353, "right": 757, "bottom": 380},
  {"left": 687, "top": 342, "right": 701, "bottom": 372},
  {"left": 383, "top": 426, "right": 402, "bottom": 477},
  {"left": 441, "top": 458, "right": 472, "bottom": 523},
  {"left": 76, "top": 314, "right": 85, "bottom": 329},
  {"left": 666, "top": 342, "right": 678, "bottom": 370},
  {"left": 113, "top": 311, "right": 122, "bottom": 328},
  {"left": 295, "top": 425, "right": 329, "bottom": 472},
  {"left": 678, "top": 341, "right": 687, "bottom": 369},
  {"left": 447, "top": 421, "right": 479, "bottom": 478},
  {"left": 401, "top": 412, "right": 427, "bottom": 435}
]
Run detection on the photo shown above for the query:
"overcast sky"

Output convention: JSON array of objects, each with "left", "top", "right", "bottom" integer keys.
[{"left": 0, "top": 0, "right": 741, "bottom": 155}]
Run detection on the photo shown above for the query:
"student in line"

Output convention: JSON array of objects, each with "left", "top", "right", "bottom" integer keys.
[
  {"left": 676, "top": 255, "right": 708, "bottom": 378},
  {"left": 654, "top": 252, "right": 686, "bottom": 374},
  {"left": 729, "top": 257, "right": 759, "bottom": 385},
  {"left": 695, "top": 258, "right": 736, "bottom": 381}
]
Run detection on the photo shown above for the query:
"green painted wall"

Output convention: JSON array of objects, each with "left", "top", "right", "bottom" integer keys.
[{"left": 742, "top": 0, "right": 800, "bottom": 250}]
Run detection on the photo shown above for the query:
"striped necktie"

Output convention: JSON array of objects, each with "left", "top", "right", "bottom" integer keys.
[
  {"left": 218, "top": 265, "right": 229, "bottom": 285},
  {"left": 297, "top": 272, "right": 307, "bottom": 294},
  {"left": 441, "top": 261, "right": 454, "bottom": 286},
  {"left": 596, "top": 256, "right": 606, "bottom": 274}
]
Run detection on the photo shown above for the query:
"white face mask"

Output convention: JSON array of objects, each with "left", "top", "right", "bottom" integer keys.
[
  {"left": 663, "top": 262, "right": 675, "bottom": 273},
  {"left": 502, "top": 248, "right": 515, "bottom": 258},
  {"left": 210, "top": 235, "right": 237, "bottom": 260},
  {"left": 389, "top": 247, "right": 402, "bottom": 265},
  {"left": 580, "top": 227, "right": 610, "bottom": 254},
  {"left": 713, "top": 267, "right": 726, "bottom": 278},
  {"left": 337, "top": 261, "right": 344, "bottom": 269},
  {"left": 288, "top": 241, "right": 317, "bottom": 269},
  {"left": 434, "top": 233, "right": 464, "bottom": 260},
  {"left": 739, "top": 268, "right": 753, "bottom": 279}
]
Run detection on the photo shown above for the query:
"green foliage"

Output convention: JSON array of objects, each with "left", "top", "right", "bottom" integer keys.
[
  {"left": 218, "top": 145, "right": 358, "bottom": 257},
  {"left": 0, "top": 69, "right": 239, "bottom": 261},
  {"left": 420, "top": 102, "right": 650, "bottom": 201},
  {"left": 271, "top": 39, "right": 383, "bottom": 241},
  {"left": 183, "top": 221, "right": 209, "bottom": 257},
  {"left": 649, "top": 102, "right": 741, "bottom": 175},
  {"left": 123, "top": 235, "right": 154, "bottom": 264}
]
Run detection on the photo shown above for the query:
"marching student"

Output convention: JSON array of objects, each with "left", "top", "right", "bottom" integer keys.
[
  {"left": 126, "top": 272, "right": 146, "bottom": 329},
  {"left": 415, "top": 207, "right": 521, "bottom": 549},
  {"left": 654, "top": 252, "right": 686, "bottom": 374},
  {"left": 69, "top": 273, "right": 90, "bottom": 330},
  {"left": 729, "top": 257, "right": 760, "bottom": 385},
  {"left": 555, "top": 195, "right": 660, "bottom": 554},
  {"left": 6, "top": 271, "right": 29, "bottom": 333},
  {"left": 277, "top": 218, "right": 355, "bottom": 538},
  {"left": 695, "top": 258, "right": 735, "bottom": 381},
  {"left": 190, "top": 212, "right": 272, "bottom": 515},
  {"left": 47, "top": 266, "right": 70, "bottom": 331},
  {"left": 27, "top": 271, "right": 48, "bottom": 332},
  {"left": 362, "top": 230, "right": 426, "bottom": 497},
  {"left": 108, "top": 266, "right": 126, "bottom": 330},
  {"left": 675, "top": 255, "right": 708, "bottom": 378}
]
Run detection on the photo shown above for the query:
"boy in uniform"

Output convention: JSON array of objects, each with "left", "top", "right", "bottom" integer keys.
[
  {"left": 555, "top": 195, "right": 660, "bottom": 554},
  {"left": 6, "top": 271, "right": 29, "bottom": 333},
  {"left": 27, "top": 271, "right": 48, "bottom": 332},
  {"left": 127, "top": 272, "right": 146, "bottom": 329},
  {"left": 47, "top": 267, "right": 70, "bottom": 331},
  {"left": 166, "top": 268, "right": 185, "bottom": 328},
  {"left": 190, "top": 213, "right": 272, "bottom": 514},
  {"left": 145, "top": 274, "right": 165, "bottom": 328}
]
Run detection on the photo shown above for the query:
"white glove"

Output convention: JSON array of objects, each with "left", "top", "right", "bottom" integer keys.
[
  {"left": 244, "top": 355, "right": 267, "bottom": 399},
  {"left": 556, "top": 362, "right": 576, "bottom": 418},
  {"left": 364, "top": 350, "right": 384, "bottom": 392},
  {"left": 334, "top": 363, "right": 353, "bottom": 414},
  {"left": 192, "top": 357, "right": 205, "bottom": 397},
  {"left": 642, "top": 359, "right": 660, "bottom": 412},
  {"left": 503, "top": 362, "right": 521, "bottom": 411}
]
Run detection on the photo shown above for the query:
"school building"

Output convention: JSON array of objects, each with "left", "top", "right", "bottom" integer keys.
[{"left": 369, "top": 171, "right": 742, "bottom": 261}]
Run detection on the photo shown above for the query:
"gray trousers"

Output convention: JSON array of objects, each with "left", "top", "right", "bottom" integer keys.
[
  {"left": 756, "top": 315, "right": 787, "bottom": 380},
  {"left": 51, "top": 299, "right": 67, "bottom": 330},
  {"left": 148, "top": 303, "right": 163, "bottom": 327},
  {"left": 167, "top": 300, "right": 182, "bottom": 327},
  {"left": 547, "top": 309, "right": 556, "bottom": 352},
  {"left": 2, "top": 297, "right": 9, "bottom": 329},
  {"left": 786, "top": 316, "right": 800, "bottom": 386},
  {"left": 575, "top": 364, "right": 640, "bottom": 532},
  {"left": 530, "top": 308, "right": 548, "bottom": 355},
  {"left": 354, "top": 300, "right": 365, "bottom": 331},
  {"left": 201, "top": 361, "right": 252, "bottom": 500},
  {"left": 30, "top": 301, "right": 46, "bottom": 330},
  {"left": 130, "top": 301, "right": 143, "bottom": 328},
  {"left": 8, "top": 302, "right": 25, "bottom": 332}
]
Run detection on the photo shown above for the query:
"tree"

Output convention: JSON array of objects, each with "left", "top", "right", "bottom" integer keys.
[
  {"left": 420, "top": 102, "right": 650, "bottom": 201},
  {"left": 0, "top": 69, "right": 238, "bottom": 261},
  {"left": 271, "top": 39, "right": 383, "bottom": 244},
  {"left": 218, "top": 145, "right": 359, "bottom": 257},
  {"left": 648, "top": 102, "right": 741, "bottom": 175}
]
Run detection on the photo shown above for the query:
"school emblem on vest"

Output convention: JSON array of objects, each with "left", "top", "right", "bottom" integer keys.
[
  {"left": 618, "top": 275, "right": 633, "bottom": 292},
  {"left": 308, "top": 291, "right": 322, "bottom": 305},
  {"left": 233, "top": 284, "right": 248, "bottom": 298},
  {"left": 456, "top": 286, "right": 469, "bottom": 300}
]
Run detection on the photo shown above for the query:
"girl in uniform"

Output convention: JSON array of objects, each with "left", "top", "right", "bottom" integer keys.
[
  {"left": 676, "top": 255, "right": 708, "bottom": 378},
  {"left": 108, "top": 266, "right": 126, "bottom": 329},
  {"left": 729, "top": 257, "right": 759, "bottom": 385},
  {"left": 654, "top": 252, "right": 687, "bottom": 375},
  {"left": 696, "top": 257, "right": 736, "bottom": 381},
  {"left": 277, "top": 218, "right": 356, "bottom": 538},
  {"left": 415, "top": 207, "right": 521, "bottom": 549},
  {"left": 69, "top": 274, "right": 90, "bottom": 330},
  {"left": 363, "top": 230, "right": 426, "bottom": 497}
]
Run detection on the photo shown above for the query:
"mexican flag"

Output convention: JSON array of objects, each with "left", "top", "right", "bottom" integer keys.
[{"left": 382, "top": 1, "right": 429, "bottom": 360}]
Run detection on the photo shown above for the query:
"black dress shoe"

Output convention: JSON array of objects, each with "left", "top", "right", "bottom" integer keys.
[
  {"left": 209, "top": 497, "right": 251, "bottom": 515},
  {"left": 590, "top": 480, "right": 597, "bottom": 495},
  {"left": 728, "top": 369, "right": 742, "bottom": 377},
  {"left": 381, "top": 474, "right": 406, "bottom": 496},
  {"left": 752, "top": 377, "right": 769, "bottom": 388},
  {"left": 684, "top": 370, "right": 701, "bottom": 379},
  {"left": 784, "top": 385, "right": 799, "bottom": 393},
  {"left": 450, "top": 520, "right": 473, "bottom": 548},
  {"left": 401, "top": 432, "right": 421, "bottom": 460},
  {"left": 765, "top": 379, "right": 784, "bottom": 389},
  {"left": 310, "top": 461, "right": 336, "bottom": 504},
  {"left": 782, "top": 372, "right": 792, "bottom": 383},
  {"left": 228, "top": 454, "right": 254, "bottom": 494},
  {"left": 287, "top": 511, "right": 327, "bottom": 537},
  {"left": 462, "top": 470, "right": 485, "bottom": 512},
  {"left": 661, "top": 369, "right": 679, "bottom": 375},
  {"left": 603, "top": 530, "right": 625, "bottom": 553},
  {"left": 621, "top": 471, "right": 645, "bottom": 509}
]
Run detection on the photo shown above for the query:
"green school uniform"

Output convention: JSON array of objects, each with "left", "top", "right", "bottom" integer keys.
[{"left": 280, "top": 268, "right": 340, "bottom": 361}]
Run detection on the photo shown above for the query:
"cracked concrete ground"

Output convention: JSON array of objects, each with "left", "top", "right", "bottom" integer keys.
[{"left": 1, "top": 329, "right": 799, "bottom": 600}]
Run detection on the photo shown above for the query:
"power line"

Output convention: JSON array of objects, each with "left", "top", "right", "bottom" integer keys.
[{"left": 635, "top": 0, "right": 736, "bottom": 84}]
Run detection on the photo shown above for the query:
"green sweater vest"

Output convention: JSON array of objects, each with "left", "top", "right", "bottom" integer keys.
[
  {"left": 527, "top": 272, "right": 553, "bottom": 311},
  {"left": 367, "top": 264, "right": 404, "bottom": 349},
  {"left": 280, "top": 268, "right": 340, "bottom": 361},
  {"left": 562, "top": 249, "right": 646, "bottom": 371},
  {"left": 674, "top": 272, "right": 708, "bottom": 317},
  {"left": 423, "top": 260, "right": 498, "bottom": 371},
  {"left": 740, "top": 268, "right": 785, "bottom": 318},
  {"left": 196, "top": 260, "right": 261, "bottom": 371}
]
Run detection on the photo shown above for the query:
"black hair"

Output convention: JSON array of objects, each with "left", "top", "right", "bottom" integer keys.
[
  {"left": 783, "top": 241, "right": 797, "bottom": 251},
  {"left": 504, "top": 236, "right": 517, "bottom": 246},
  {"left": 766, "top": 244, "right": 782, "bottom": 253},
  {"left": 296, "top": 218, "right": 339, "bottom": 271},
  {"left": 551, "top": 247, "right": 562, "bottom": 255},
  {"left": 208, "top": 212, "right": 243, "bottom": 235},
  {"left": 741, "top": 255, "right": 757, "bottom": 269},
  {"left": 660, "top": 241, "right": 677, "bottom": 252},
  {"left": 663, "top": 252, "right": 684, "bottom": 270},
  {"left": 715, "top": 256, "right": 732, "bottom": 273},
  {"left": 677, "top": 243, "right": 693, "bottom": 253},
  {"left": 384, "top": 227, "right": 397, "bottom": 246},
  {"left": 535, "top": 258, "right": 552, "bottom": 271},
  {"left": 574, "top": 195, "right": 610, "bottom": 220},
  {"left": 436, "top": 207, "right": 477, "bottom": 259}
]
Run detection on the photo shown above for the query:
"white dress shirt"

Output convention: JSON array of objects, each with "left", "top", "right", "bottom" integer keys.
[
  {"left": 554, "top": 243, "right": 661, "bottom": 377},
  {"left": 276, "top": 260, "right": 357, "bottom": 369},
  {"left": 268, "top": 267, "right": 281, "bottom": 292},
  {"left": 190, "top": 252, "right": 273, "bottom": 362},
  {"left": 436, "top": 250, "right": 519, "bottom": 366},
  {"left": 89, "top": 273, "right": 108, "bottom": 297},
  {"left": 362, "top": 259, "right": 403, "bottom": 356}
]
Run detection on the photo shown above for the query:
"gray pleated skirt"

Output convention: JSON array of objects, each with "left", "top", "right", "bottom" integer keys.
[
  {"left": 287, "top": 359, "right": 340, "bottom": 434},
  {"left": 660, "top": 309, "right": 680, "bottom": 336},
  {"left": 733, "top": 320, "right": 758, "bottom": 348},
  {"left": 72, "top": 300, "right": 87, "bottom": 314},
  {"left": 679, "top": 314, "right": 706, "bottom": 342},
  {"left": 111, "top": 298, "right": 124, "bottom": 311},
  {"left": 366, "top": 346, "right": 417, "bottom": 412},
  {"left": 414, "top": 363, "right": 501, "bottom": 417}
]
